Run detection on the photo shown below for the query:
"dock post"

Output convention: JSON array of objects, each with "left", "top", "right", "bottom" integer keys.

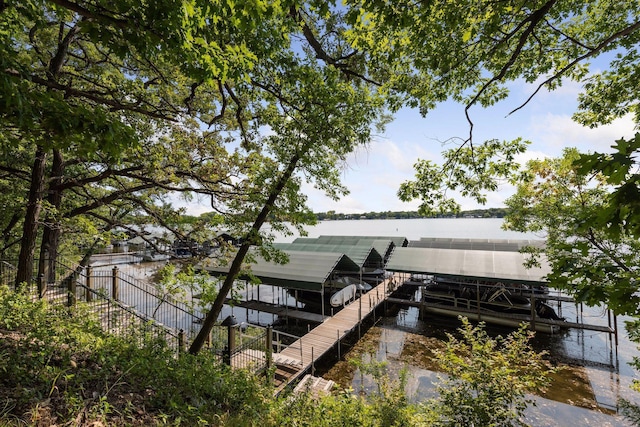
[
  {"left": 67, "top": 271, "right": 76, "bottom": 307},
  {"left": 614, "top": 314, "right": 619, "bottom": 347},
  {"left": 419, "top": 284, "right": 426, "bottom": 321},
  {"left": 476, "top": 283, "right": 481, "bottom": 322},
  {"left": 607, "top": 310, "right": 613, "bottom": 348},
  {"left": 337, "top": 329, "right": 340, "bottom": 359},
  {"left": 178, "top": 329, "right": 186, "bottom": 353},
  {"left": 358, "top": 297, "right": 362, "bottom": 339},
  {"left": 311, "top": 347, "right": 315, "bottom": 376},
  {"left": 221, "top": 315, "right": 238, "bottom": 366},
  {"left": 530, "top": 295, "right": 536, "bottom": 332}
]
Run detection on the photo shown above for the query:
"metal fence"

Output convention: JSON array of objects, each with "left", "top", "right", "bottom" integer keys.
[
  {"left": 39, "top": 267, "right": 187, "bottom": 352},
  {"left": 0, "top": 261, "right": 17, "bottom": 287},
  {"left": 227, "top": 328, "right": 270, "bottom": 372},
  {"left": 83, "top": 266, "right": 203, "bottom": 341},
  {"left": 1, "top": 258, "right": 298, "bottom": 374}
]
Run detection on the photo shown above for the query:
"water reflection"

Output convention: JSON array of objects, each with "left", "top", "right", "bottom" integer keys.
[{"left": 325, "top": 300, "right": 637, "bottom": 427}]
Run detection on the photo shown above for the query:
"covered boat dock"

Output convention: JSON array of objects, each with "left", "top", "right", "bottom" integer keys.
[
  {"left": 385, "top": 241, "right": 617, "bottom": 340},
  {"left": 200, "top": 248, "right": 363, "bottom": 320}
]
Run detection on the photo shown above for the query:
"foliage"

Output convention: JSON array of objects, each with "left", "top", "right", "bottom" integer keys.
[
  {"left": 504, "top": 148, "right": 640, "bottom": 315},
  {"left": 398, "top": 139, "right": 529, "bottom": 215},
  {"left": 424, "top": 317, "right": 553, "bottom": 427},
  {"left": 374, "top": 0, "right": 640, "bottom": 221},
  {"left": 577, "top": 133, "right": 640, "bottom": 240},
  {"left": 0, "top": 286, "right": 560, "bottom": 426},
  {"left": 152, "top": 263, "right": 220, "bottom": 318},
  {"left": 0, "top": 285, "right": 273, "bottom": 425},
  {"left": 314, "top": 207, "right": 509, "bottom": 220}
]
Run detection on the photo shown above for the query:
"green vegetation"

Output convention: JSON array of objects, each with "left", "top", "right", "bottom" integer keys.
[
  {"left": 3, "top": 0, "right": 639, "bottom": 354},
  {"left": 426, "top": 318, "right": 553, "bottom": 427},
  {"left": 504, "top": 148, "right": 640, "bottom": 316},
  {"left": 314, "top": 208, "right": 509, "bottom": 221},
  {"left": 2, "top": 1, "right": 640, "bottom": 424},
  {"left": 0, "top": 287, "right": 552, "bottom": 426}
]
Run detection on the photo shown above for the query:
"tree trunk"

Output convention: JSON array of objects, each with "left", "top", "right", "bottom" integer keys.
[
  {"left": 189, "top": 152, "right": 302, "bottom": 354},
  {"left": 38, "top": 149, "right": 64, "bottom": 283},
  {"left": 16, "top": 146, "right": 47, "bottom": 287}
]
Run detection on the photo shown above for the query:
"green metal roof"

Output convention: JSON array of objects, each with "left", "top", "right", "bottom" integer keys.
[
  {"left": 356, "top": 239, "right": 395, "bottom": 263},
  {"left": 291, "top": 235, "right": 407, "bottom": 264},
  {"left": 273, "top": 242, "right": 383, "bottom": 268},
  {"left": 312, "top": 235, "right": 409, "bottom": 247},
  {"left": 410, "top": 237, "right": 546, "bottom": 252},
  {"left": 199, "top": 249, "right": 360, "bottom": 291},
  {"left": 386, "top": 247, "right": 551, "bottom": 284}
]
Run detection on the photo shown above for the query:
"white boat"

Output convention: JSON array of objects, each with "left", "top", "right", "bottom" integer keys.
[
  {"left": 329, "top": 284, "right": 357, "bottom": 307},
  {"left": 289, "top": 276, "right": 371, "bottom": 311}
]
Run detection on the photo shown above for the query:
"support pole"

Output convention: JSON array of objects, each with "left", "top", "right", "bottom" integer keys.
[
  {"left": 86, "top": 267, "right": 93, "bottom": 303},
  {"left": 358, "top": 296, "right": 362, "bottom": 339},
  {"left": 530, "top": 295, "right": 537, "bottom": 332},
  {"left": 178, "top": 329, "right": 186, "bottom": 353},
  {"left": 111, "top": 266, "right": 119, "bottom": 301},
  {"left": 266, "top": 326, "right": 273, "bottom": 370},
  {"left": 67, "top": 271, "right": 76, "bottom": 307}
]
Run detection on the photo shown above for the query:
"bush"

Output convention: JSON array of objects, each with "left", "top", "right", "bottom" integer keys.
[{"left": 424, "top": 317, "right": 553, "bottom": 427}]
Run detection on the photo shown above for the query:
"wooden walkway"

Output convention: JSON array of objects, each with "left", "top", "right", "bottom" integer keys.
[{"left": 272, "top": 275, "right": 397, "bottom": 393}]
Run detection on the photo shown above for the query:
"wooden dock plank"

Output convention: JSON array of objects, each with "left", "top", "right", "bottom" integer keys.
[{"left": 273, "top": 275, "right": 397, "bottom": 392}]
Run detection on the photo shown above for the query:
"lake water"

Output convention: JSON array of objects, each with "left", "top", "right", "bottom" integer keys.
[
  {"left": 270, "top": 218, "right": 637, "bottom": 427},
  {"left": 270, "top": 217, "right": 542, "bottom": 242},
  {"left": 103, "top": 218, "right": 637, "bottom": 425}
]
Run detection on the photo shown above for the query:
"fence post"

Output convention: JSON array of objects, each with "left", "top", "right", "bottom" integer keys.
[
  {"left": 43, "top": 248, "right": 50, "bottom": 286},
  {"left": 112, "top": 266, "right": 119, "bottom": 301},
  {"left": 221, "top": 315, "right": 238, "bottom": 366},
  {"left": 86, "top": 267, "right": 93, "bottom": 303},
  {"left": 37, "top": 273, "right": 46, "bottom": 299},
  {"left": 67, "top": 271, "right": 76, "bottom": 307},
  {"left": 266, "top": 326, "right": 273, "bottom": 371},
  {"left": 178, "top": 329, "right": 186, "bottom": 353}
]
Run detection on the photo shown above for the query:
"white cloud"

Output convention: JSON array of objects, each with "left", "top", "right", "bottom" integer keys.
[{"left": 529, "top": 113, "right": 636, "bottom": 154}]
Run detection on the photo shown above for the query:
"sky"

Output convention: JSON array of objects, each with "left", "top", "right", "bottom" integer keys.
[
  {"left": 180, "top": 62, "right": 637, "bottom": 217},
  {"left": 300, "top": 77, "right": 636, "bottom": 214}
]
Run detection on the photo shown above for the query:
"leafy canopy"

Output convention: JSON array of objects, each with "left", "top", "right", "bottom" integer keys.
[{"left": 504, "top": 148, "right": 640, "bottom": 315}]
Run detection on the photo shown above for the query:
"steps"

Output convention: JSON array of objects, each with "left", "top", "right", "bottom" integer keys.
[{"left": 292, "top": 374, "right": 335, "bottom": 397}]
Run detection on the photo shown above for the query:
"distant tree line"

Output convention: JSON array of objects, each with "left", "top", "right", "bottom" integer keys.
[{"left": 314, "top": 208, "right": 508, "bottom": 221}]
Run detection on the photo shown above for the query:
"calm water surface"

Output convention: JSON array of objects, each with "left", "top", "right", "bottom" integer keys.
[
  {"left": 271, "top": 218, "right": 637, "bottom": 427},
  {"left": 271, "top": 217, "right": 540, "bottom": 242}
]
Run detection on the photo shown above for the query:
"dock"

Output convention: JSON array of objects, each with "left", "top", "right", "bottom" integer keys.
[
  {"left": 236, "top": 274, "right": 617, "bottom": 393},
  {"left": 385, "top": 296, "right": 615, "bottom": 334},
  {"left": 271, "top": 275, "right": 396, "bottom": 393},
  {"left": 232, "top": 299, "right": 326, "bottom": 323}
]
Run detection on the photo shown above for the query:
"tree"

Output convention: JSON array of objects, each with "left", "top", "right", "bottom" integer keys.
[
  {"left": 368, "top": 0, "right": 639, "bottom": 212},
  {"left": 397, "top": 138, "right": 529, "bottom": 215},
  {"left": 503, "top": 147, "right": 640, "bottom": 315},
  {"left": 0, "top": 0, "right": 297, "bottom": 283},
  {"left": 189, "top": 35, "right": 387, "bottom": 352},
  {"left": 426, "top": 318, "right": 552, "bottom": 427}
]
